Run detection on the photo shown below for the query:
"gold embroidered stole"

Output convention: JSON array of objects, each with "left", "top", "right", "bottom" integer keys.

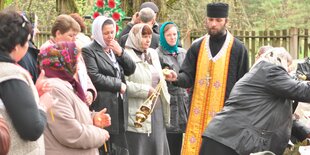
[{"left": 181, "top": 33, "right": 234, "bottom": 155}]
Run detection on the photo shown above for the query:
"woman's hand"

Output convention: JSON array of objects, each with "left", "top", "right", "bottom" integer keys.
[
  {"left": 85, "top": 91, "right": 93, "bottom": 106},
  {"left": 120, "top": 82, "right": 127, "bottom": 94},
  {"left": 36, "top": 70, "right": 53, "bottom": 96},
  {"left": 39, "top": 92, "right": 59, "bottom": 112},
  {"left": 108, "top": 40, "right": 123, "bottom": 56},
  {"left": 93, "top": 108, "right": 111, "bottom": 128},
  {"left": 163, "top": 69, "right": 178, "bottom": 81}
]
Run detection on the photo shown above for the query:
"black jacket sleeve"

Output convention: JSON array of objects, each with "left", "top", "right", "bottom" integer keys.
[
  {"left": 0, "top": 79, "right": 46, "bottom": 141},
  {"left": 82, "top": 46, "right": 122, "bottom": 92},
  {"left": 116, "top": 49, "right": 136, "bottom": 76},
  {"left": 265, "top": 65, "right": 310, "bottom": 102},
  {"left": 118, "top": 23, "right": 133, "bottom": 39},
  {"left": 236, "top": 41, "right": 249, "bottom": 80},
  {"left": 173, "top": 40, "right": 201, "bottom": 88}
]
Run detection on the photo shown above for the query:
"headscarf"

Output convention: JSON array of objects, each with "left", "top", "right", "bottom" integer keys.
[
  {"left": 159, "top": 22, "right": 180, "bottom": 53},
  {"left": 126, "top": 23, "right": 152, "bottom": 52},
  {"left": 252, "top": 47, "right": 292, "bottom": 71},
  {"left": 91, "top": 16, "right": 116, "bottom": 48},
  {"left": 38, "top": 42, "right": 86, "bottom": 102}
]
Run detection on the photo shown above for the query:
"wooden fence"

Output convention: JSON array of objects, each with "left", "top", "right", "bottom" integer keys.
[
  {"left": 185, "top": 28, "right": 310, "bottom": 65},
  {"left": 35, "top": 27, "right": 310, "bottom": 65}
]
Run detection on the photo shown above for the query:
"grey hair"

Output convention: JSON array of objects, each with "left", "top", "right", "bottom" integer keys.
[
  {"left": 139, "top": 8, "right": 155, "bottom": 23},
  {"left": 252, "top": 47, "right": 292, "bottom": 71}
]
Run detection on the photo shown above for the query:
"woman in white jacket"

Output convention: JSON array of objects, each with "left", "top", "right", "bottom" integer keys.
[{"left": 125, "top": 23, "right": 171, "bottom": 155}]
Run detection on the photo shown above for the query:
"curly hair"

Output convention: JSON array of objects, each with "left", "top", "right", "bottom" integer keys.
[{"left": 0, "top": 10, "right": 32, "bottom": 54}]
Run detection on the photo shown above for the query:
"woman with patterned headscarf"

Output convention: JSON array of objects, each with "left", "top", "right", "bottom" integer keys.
[
  {"left": 124, "top": 23, "right": 171, "bottom": 155},
  {"left": 39, "top": 42, "right": 111, "bottom": 155},
  {"left": 198, "top": 47, "right": 310, "bottom": 155},
  {"left": 156, "top": 21, "right": 189, "bottom": 155},
  {"left": 82, "top": 16, "right": 136, "bottom": 155}
]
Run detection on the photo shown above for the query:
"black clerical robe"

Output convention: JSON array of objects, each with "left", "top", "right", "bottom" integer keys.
[{"left": 174, "top": 34, "right": 249, "bottom": 102}]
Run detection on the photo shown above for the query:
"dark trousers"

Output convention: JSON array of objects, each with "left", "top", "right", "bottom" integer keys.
[
  {"left": 199, "top": 137, "right": 239, "bottom": 155},
  {"left": 167, "top": 133, "right": 183, "bottom": 155}
]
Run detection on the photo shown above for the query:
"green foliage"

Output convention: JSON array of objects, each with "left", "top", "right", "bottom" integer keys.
[
  {"left": 75, "top": 0, "right": 92, "bottom": 15},
  {"left": 92, "top": 0, "right": 126, "bottom": 37},
  {"left": 3, "top": 0, "right": 57, "bottom": 30}
]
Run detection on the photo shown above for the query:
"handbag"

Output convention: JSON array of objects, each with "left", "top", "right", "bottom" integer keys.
[{"left": 296, "top": 57, "right": 310, "bottom": 80}]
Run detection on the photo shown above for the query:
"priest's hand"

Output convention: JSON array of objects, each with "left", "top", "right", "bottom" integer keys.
[{"left": 163, "top": 69, "right": 178, "bottom": 81}]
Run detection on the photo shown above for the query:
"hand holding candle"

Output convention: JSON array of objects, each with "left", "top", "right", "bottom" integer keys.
[
  {"left": 94, "top": 108, "right": 111, "bottom": 128},
  {"left": 162, "top": 68, "right": 178, "bottom": 81}
]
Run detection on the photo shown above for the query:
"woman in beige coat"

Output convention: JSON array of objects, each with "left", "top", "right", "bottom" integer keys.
[
  {"left": 39, "top": 42, "right": 110, "bottom": 155},
  {"left": 125, "top": 23, "right": 171, "bottom": 155}
]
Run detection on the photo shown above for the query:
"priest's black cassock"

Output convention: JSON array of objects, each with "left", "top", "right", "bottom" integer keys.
[{"left": 174, "top": 32, "right": 249, "bottom": 102}]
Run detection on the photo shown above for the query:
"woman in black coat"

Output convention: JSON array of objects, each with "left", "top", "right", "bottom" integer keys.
[{"left": 82, "top": 16, "right": 136, "bottom": 155}]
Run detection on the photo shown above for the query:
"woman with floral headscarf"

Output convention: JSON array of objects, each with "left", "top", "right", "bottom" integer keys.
[
  {"left": 124, "top": 23, "right": 171, "bottom": 155},
  {"left": 39, "top": 42, "right": 111, "bottom": 155},
  {"left": 156, "top": 21, "right": 189, "bottom": 155},
  {"left": 82, "top": 16, "right": 136, "bottom": 155},
  {"left": 198, "top": 47, "right": 310, "bottom": 155}
]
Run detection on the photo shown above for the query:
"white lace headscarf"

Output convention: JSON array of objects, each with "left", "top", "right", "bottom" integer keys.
[
  {"left": 91, "top": 16, "right": 116, "bottom": 48},
  {"left": 252, "top": 47, "right": 292, "bottom": 71},
  {"left": 125, "top": 23, "right": 152, "bottom": 52}
]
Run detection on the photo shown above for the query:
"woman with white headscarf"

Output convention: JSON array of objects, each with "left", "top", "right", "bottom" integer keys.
[
  {"left": 198, "top": 47, "right": 310, "bottom": 155},
  {"left": 124, "top": 23, "right": 171, "bottom": 155},
  {"left": 82, "top": 16, "right": 136, "bottom": 155}
]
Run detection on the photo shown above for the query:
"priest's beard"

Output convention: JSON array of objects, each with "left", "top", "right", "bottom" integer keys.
[{"left": 207, "top": 25, "right": 227, "bottom": 38}]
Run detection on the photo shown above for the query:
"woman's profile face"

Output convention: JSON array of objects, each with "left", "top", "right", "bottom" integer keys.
[
  {"left": 14, "top": 34, "right": 30, "bottom": 62},
  {"left": 141, "top": 34, "right": 152, "bottom": 50},
  {"left": 164, "top": 26, "right": 178, "bottom": 46},
  {"left": 102, "top": 24, "right": 115, "bottom": 45}
]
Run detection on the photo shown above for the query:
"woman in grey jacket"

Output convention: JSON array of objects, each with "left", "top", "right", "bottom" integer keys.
[
  {"left": 156, "top": 22, "right": 189, "bottom": 155},
  {"left": 200, "top": 47, "right": 310, "bottom": 155}
]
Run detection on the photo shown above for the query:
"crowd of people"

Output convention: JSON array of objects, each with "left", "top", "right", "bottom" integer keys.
[{"left": 0, "top": 1, "right": 310, "bottom": 155}]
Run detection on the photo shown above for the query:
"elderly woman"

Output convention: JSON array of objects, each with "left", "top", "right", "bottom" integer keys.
[
  {"left": 40, "top": 14, "right": 96, "bottom": 106},
  {"left": 194, "top": 47, "right": 310, "bottom": 155},
  {"left": 39, "top": 42, "right": 110, "bottom": 155},
  {"left": 0, "top": 10, "right": 48, "bottom": 154},
  {"left": 125, "top": 23, "right": 171, "bottom": 155},
  {"left": 82, "top": 16, "right": 136, "bottom": 155},
  {"left": 156, "top": 21, "right": 189, "bottom": 155}
]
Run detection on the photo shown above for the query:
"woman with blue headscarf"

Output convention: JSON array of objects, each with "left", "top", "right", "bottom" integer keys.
[
  {"left": 156, "top": 21, "right": 190, "bottom": 155},
  {"left": 82, "top": 16, "right": 136, "bottom": 155}
]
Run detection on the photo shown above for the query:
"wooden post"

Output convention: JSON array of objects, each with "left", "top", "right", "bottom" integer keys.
[
  {"left": 289, "top": 27, "right": 298, "bottom": 59},
  {"left": 183, "top": 30, "right": 192, "bottom": 50},
  {"left": 0, "top": 0, "right": 4, "bottom": 10}
]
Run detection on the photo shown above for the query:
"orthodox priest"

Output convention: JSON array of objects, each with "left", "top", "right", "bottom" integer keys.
[{"left": 165, "top": 2, "right": 249, "bottom": 155}]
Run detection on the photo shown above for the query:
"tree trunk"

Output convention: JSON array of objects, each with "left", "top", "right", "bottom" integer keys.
[
  {"left": 0, "top": 0, "right": 4, "bottom": 10},
  {"left": 56, "top": 0, "right": 78, "bottom": 15}
]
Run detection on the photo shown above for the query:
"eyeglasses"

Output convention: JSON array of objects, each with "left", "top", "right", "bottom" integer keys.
[{"left": 20, "top": 13, "right": 29, "bottom": 28}]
